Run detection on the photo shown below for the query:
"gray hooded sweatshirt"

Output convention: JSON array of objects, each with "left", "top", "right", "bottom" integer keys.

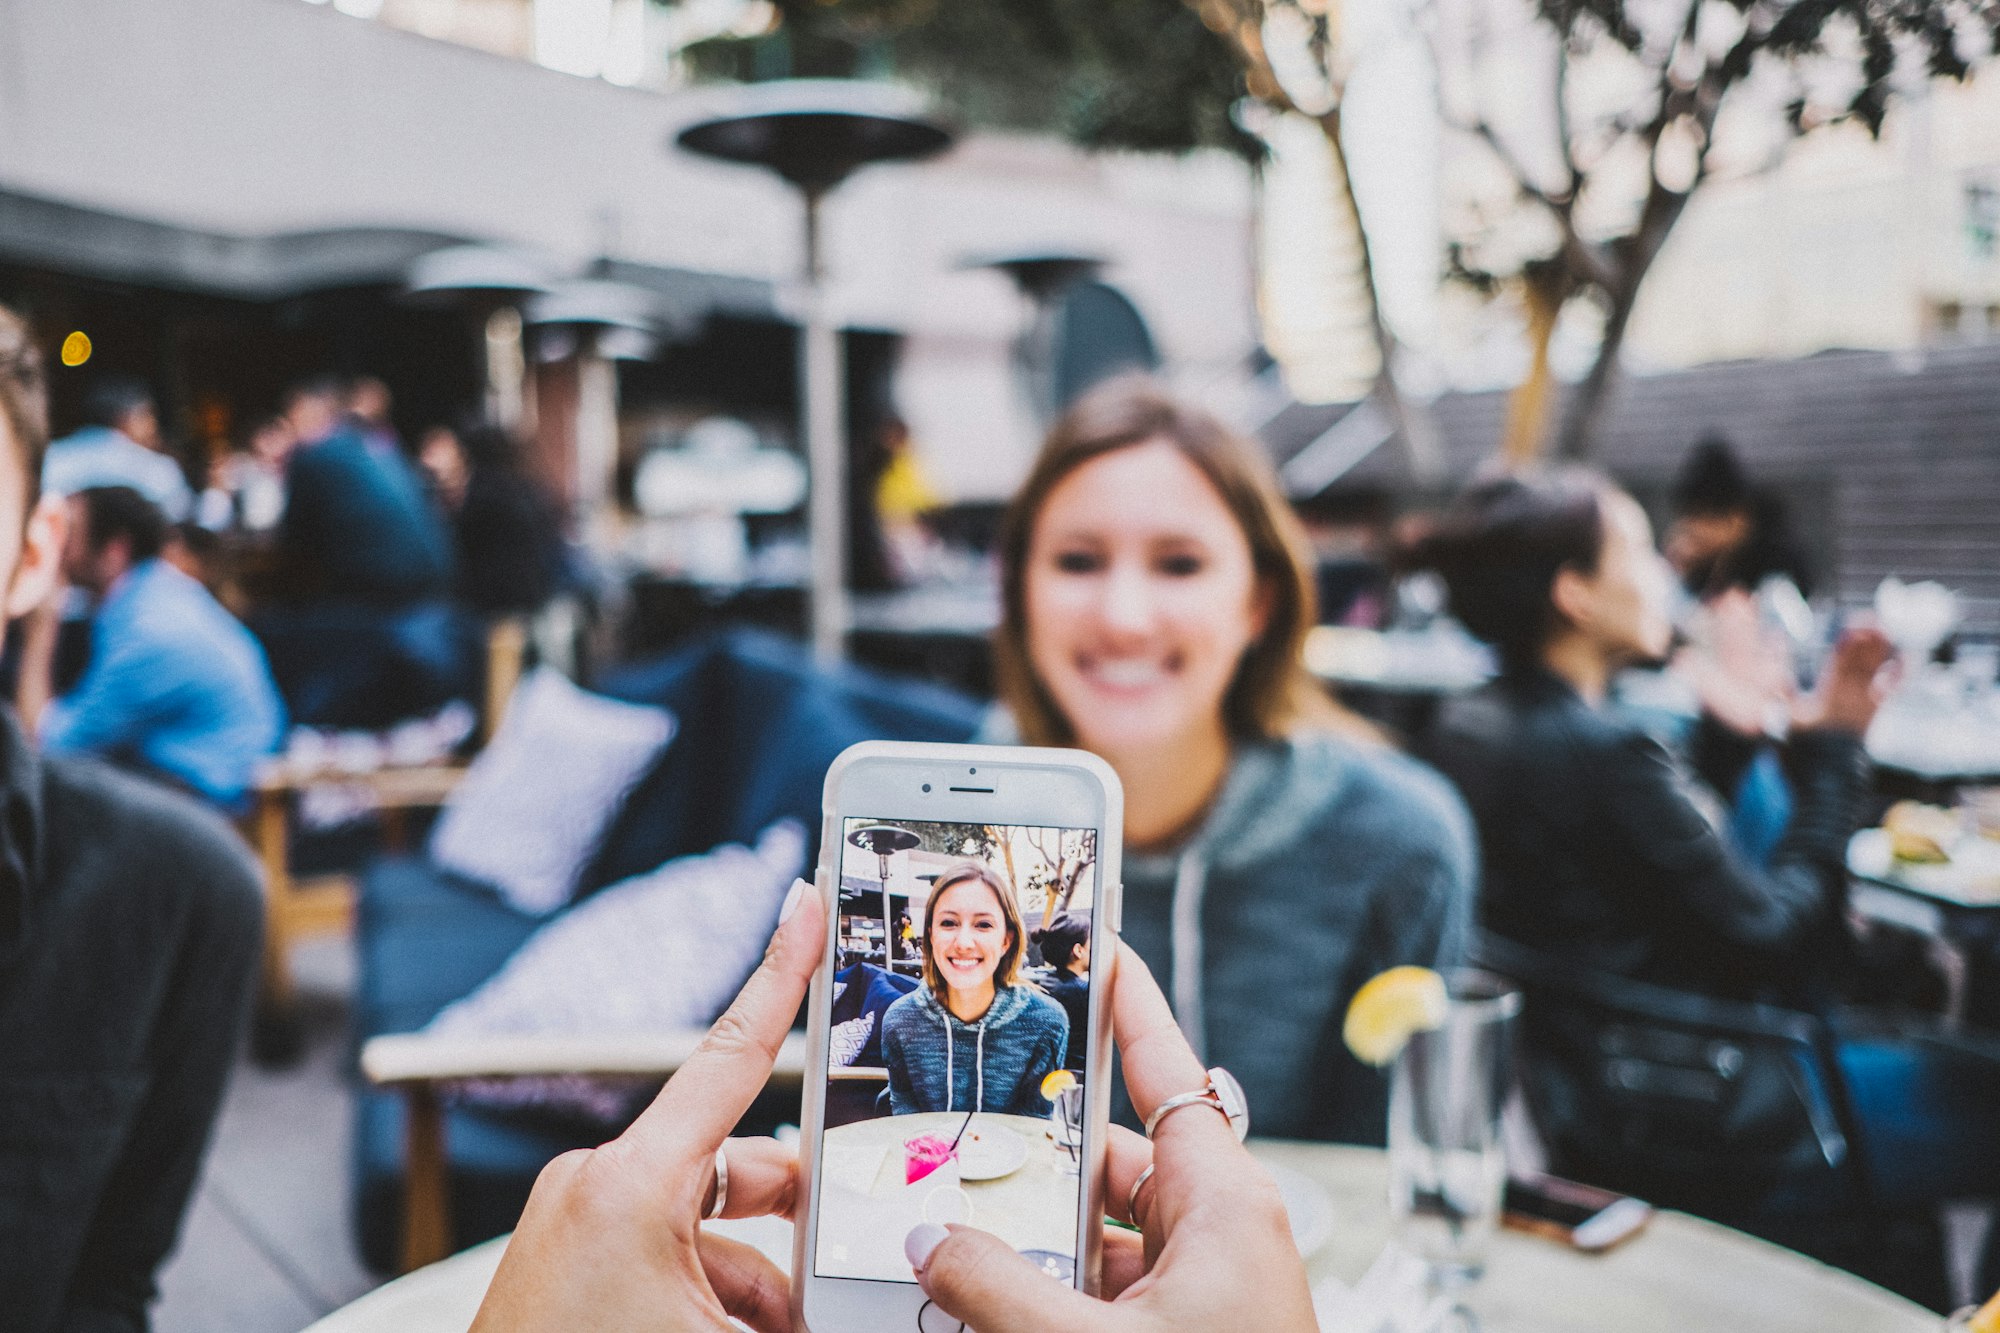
[
  {"left": 1116, "top": 731, "right": 1476, "bottom": 1144},
  {"left": 881, "top": 982, "right": 1070, "bottom": 1117}
]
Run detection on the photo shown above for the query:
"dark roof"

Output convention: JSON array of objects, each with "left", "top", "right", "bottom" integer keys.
[{"left": 1269, "top": 344, "right": 2000, "bottom": 632}]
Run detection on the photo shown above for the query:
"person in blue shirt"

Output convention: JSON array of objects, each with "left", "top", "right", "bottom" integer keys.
[
  {"left": 253, "top": 375, "right": 467, "bottom": 727},
  {"left": 41, "top": 377, "right": 193, "bottom": 521},
  {"left": 15, "top": 486, "right": 285, "bottom": 807}
]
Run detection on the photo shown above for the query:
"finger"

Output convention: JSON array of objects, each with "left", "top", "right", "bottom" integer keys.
[
  {"left": 1107, "top": 944, "right": 1252, "bottom": 1239},
  {"left": 626, "top": 879, "right": 825, "bottom": 1156},
  {"left": 1100, "top": 1225, "right": 1148, "bottom": 1298},
  {"left": 708, "top": 1136, "right": 801, "bottom": 1221},
  {"left": 1106, "top": 943, "right": 1208, "bottom": 1123},
  {"left": 911, "top": 1225, "right": 1112, "bottom": 1333},
  {"left": 699, "top": 1230, "right": 793, "bottom": 1333},
  {"left": 1102, "top": 1125, "right": 1152, "bottom": 1226}
]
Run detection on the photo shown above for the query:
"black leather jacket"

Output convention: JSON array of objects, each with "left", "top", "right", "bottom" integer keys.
[{"left": 1420, "top": 668, "right": 1870, "bottom": 1003}]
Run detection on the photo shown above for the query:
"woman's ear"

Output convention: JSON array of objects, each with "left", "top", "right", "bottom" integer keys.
[
  {"left": 5, "top": 494, "right": 68, "bottom": 620},
  {"left": 1548, "top": 564, "right": 1594, "bottom": 635}
]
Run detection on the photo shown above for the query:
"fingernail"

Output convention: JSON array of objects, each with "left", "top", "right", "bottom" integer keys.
[
  {"left": 905, "top": 1222, "right": 948, "bottom": 1273},
  {"left": 779, "top": 878, "right": 808, "bottom": 924}
]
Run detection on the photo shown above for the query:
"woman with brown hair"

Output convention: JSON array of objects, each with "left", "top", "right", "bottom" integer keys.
[
  {"left": 991, "top": 374, "right": 1475, "bottom": 1142},
  {"left": 879, "top": 861, "right": 1071, "bottom": 1116}
]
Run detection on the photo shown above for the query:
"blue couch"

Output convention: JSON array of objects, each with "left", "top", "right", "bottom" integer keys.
[{"left": 351, "top": 630, "right": 985, "bottom": 1271}]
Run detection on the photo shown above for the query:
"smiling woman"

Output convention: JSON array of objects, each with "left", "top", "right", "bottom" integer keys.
[
  {"left": 990, "top": 375, "right": 1478, "bottom": 1144},
  {"left": 880, "top": 861, "right": 1069, "bottom": 1117}
]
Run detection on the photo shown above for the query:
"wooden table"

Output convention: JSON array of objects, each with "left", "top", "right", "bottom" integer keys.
[{"left": 303, "top": 1143, "right": 1936, "bottom": 1332}]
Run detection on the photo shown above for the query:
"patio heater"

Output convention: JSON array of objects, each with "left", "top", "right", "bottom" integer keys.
[
  {"left": 969, "top": 251, "right": 1105, "bottom": 427},
  {"left": 404, "top": 243, "right": 560, "bottom": 433},
  {"left": 675, "top": 81, "right": 954, "bottom": 664},
  {"left": 846, "top": 823, "right": 922, "bottom": 965},
  {"left": 523, "top": 277, "right": 683, "bottom": 551}
]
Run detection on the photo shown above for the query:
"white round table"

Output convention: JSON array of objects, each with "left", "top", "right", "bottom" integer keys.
[{"left": 305, "top": 1143, "right": 1938, "bottom": 1332}]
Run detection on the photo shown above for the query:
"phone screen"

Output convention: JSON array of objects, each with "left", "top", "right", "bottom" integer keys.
[
  {"left": 1502, "top": 1176, "right": 1623, "bottom": 1229},
  {"left": 813, "top": 816, "right": 1099, "bottom": 1285}
]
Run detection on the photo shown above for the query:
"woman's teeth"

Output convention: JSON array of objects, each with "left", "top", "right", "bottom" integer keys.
[{"left": 1088, "top": 660, "right": 1167, "bottom": 688}]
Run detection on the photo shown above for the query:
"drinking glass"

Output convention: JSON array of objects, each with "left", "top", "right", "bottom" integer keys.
[
  {"left": 1387, "top": 971, "right": 1521, "bottom": 1321},
  {"left": 1051, "top": 1083, "right": 1085, "bottom": 1177}
]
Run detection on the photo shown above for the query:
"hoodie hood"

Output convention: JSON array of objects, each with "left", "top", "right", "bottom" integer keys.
[{"left": 905, "top": 979, "right": 1041, "bottom": 1032}]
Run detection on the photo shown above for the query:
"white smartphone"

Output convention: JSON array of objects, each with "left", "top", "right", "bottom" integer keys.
[{"left": 794, "top": 741, "right": 1124, "bottom": 1333}]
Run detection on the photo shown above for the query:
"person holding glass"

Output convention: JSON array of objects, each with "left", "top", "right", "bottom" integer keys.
[
  {"left": 1416, "top": 469, "right": 2000, "bottom": 1294},
  {"left": 988, "top": 375, "right": 1476, "bottom": 1144},
  {"left": 880, "top": 862, "right": 1070, "bottom": 1116}
]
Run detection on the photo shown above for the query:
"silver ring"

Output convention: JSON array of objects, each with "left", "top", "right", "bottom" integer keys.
[
  {"left": 1143, "top": 1067, "right": 1249, "bottom": 1142},
  {"left": 1125, "top": 1163, "right": 1156, "bottom": 1227},
  {"left": 704, "top": 1143, "right": 729, "bottom": 1221}
]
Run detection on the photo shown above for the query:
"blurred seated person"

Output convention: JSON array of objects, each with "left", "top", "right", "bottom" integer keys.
[
  {"left": 418, "top": 423, "right": 569, "bottom": 617},
  {"left": 256, "top": 375, "right": 466, "bottom": 728},
  {"left": 196, "top": 414, "right": 292, "bottom": 535},
  {"left": 276, "top": 374, "right": 449, "bottom": 607},
  {"left": 1417, "top": 470, "right": 2000, "bottom": 1216},
  {"left": 1666, "top": 435, "right": 1813, "bottom": 603},
  {"left": 15, "top": 486, "right": 284, "bottom": 808},
  {"left": 1032, "top": 910, "right": 1091, "bottom": 1071},
  {"left": 1659, "top": 438, "right": 1819, "bottom": 864},
  {"left": 41, "top": 375, "right": 192, "bottom": 522},
  {"left": 0, "top": 305, "right": 263, "bottom": 1333},
  {"left": 345, "top": 374, "right": 401, "bottom": 455}
]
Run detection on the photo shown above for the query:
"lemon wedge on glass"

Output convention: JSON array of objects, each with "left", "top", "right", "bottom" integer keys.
[
  {"left": 1041, "top": 1069, "right": 1078, "bottom": 1101},
  {"left": 1343, "top": 965, "right": 1449, "bottom": 1066}
]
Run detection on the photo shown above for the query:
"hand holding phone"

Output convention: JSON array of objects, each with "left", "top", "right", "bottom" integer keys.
[
  {"left": 469, "top": 880, "right": 824, "bottom": 1333},
  {"left": 909, "top": 944, "right": 1319, "bottom": 1333}
]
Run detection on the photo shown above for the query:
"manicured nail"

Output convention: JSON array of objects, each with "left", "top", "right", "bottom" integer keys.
[
  {"left": 905, "top": 1222, "right": 948, "bottom": 1273},
  {"left": 779, "top": 878, "right": 808, "bottom": 924}
]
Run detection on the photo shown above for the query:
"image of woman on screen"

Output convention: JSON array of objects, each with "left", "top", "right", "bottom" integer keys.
[{"left": 880, "top": 862, "right": 1070, "bottom": 1116}]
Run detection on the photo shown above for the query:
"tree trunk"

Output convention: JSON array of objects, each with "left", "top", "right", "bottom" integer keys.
[
  {"left": 1315, "top": 108, "right": 1440, "bottom": 481},
  {"left": 1551, "top": 286, "right": 1637, "bottom": 461},
  {"left": 1501, "top": 275, "right": 1563, "bottom": 467}
]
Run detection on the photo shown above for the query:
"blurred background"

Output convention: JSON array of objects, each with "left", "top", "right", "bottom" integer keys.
[{"left": 5, "top": 0, "right": 1999, "bottom": 1327}]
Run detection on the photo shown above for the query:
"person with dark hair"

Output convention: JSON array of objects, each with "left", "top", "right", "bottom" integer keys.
[
  {"left": 41, "top": 373, "right": 192, "bottom": 520},
  {"left": 420, "top": 423, "right": 569, "bottom": 617},
  {"left": 1032, "top": 910, "right": 1092, "bottom": 1071},
  {"left": 1667, "top": 435, "right": 1813, "bottom": 601},
  {"left": 991, "top": 374, "right": 1474, "bottom": 1143},
  {"left": 14, "top": 485, "right": 283, "bottom": 806},
  {"left": 1416, "top": 469, "right": 2000, "bottom": 1264},
  {"left": 0, "top": 306, "right": 263, "bottom": 1332}
]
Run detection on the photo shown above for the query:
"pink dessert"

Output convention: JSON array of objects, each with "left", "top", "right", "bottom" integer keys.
[{"left": 903, "top": 1134, "right": 957, "bottom": 1185}]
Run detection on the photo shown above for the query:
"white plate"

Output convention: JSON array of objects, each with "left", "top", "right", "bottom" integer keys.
[
  {"left": 953, "top": 1126, "right": 1030, "bottom": 1181},
  {"left": 1265, "top": 1161, "right": 1337, "bottom": 1258}
]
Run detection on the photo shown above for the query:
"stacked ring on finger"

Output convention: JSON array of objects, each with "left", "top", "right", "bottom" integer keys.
[
  {"left": 1125, "top": 1163, "right": 1157, "bottom": 1229},
  {"left": 704, "top": 1143, "right": 730, "bottom": 1221}
]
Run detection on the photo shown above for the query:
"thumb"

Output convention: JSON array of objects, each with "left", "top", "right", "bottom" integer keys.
[{"left": 908, "top": 1224, "right": 1112, "bottom": 1333}]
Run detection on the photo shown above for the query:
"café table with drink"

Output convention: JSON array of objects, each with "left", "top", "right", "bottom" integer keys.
[{"left": 307, "top": 959, "right": 1953, "bottom": 1333}]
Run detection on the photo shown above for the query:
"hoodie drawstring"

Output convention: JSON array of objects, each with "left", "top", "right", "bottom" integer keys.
[
  {"left": 935, "top": 1003, "right": 991, "bottom": 1112},
  {"left": 1170, "top": 845, "right": 1208, "bottom": 1063},
  {"left": 939, "top": 1005, "right": 954, "bottom": 1112}
]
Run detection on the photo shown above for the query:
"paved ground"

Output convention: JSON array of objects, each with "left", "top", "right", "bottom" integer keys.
[{"left": 155, "top": 938, "right": 385, "bottom": 1333}]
